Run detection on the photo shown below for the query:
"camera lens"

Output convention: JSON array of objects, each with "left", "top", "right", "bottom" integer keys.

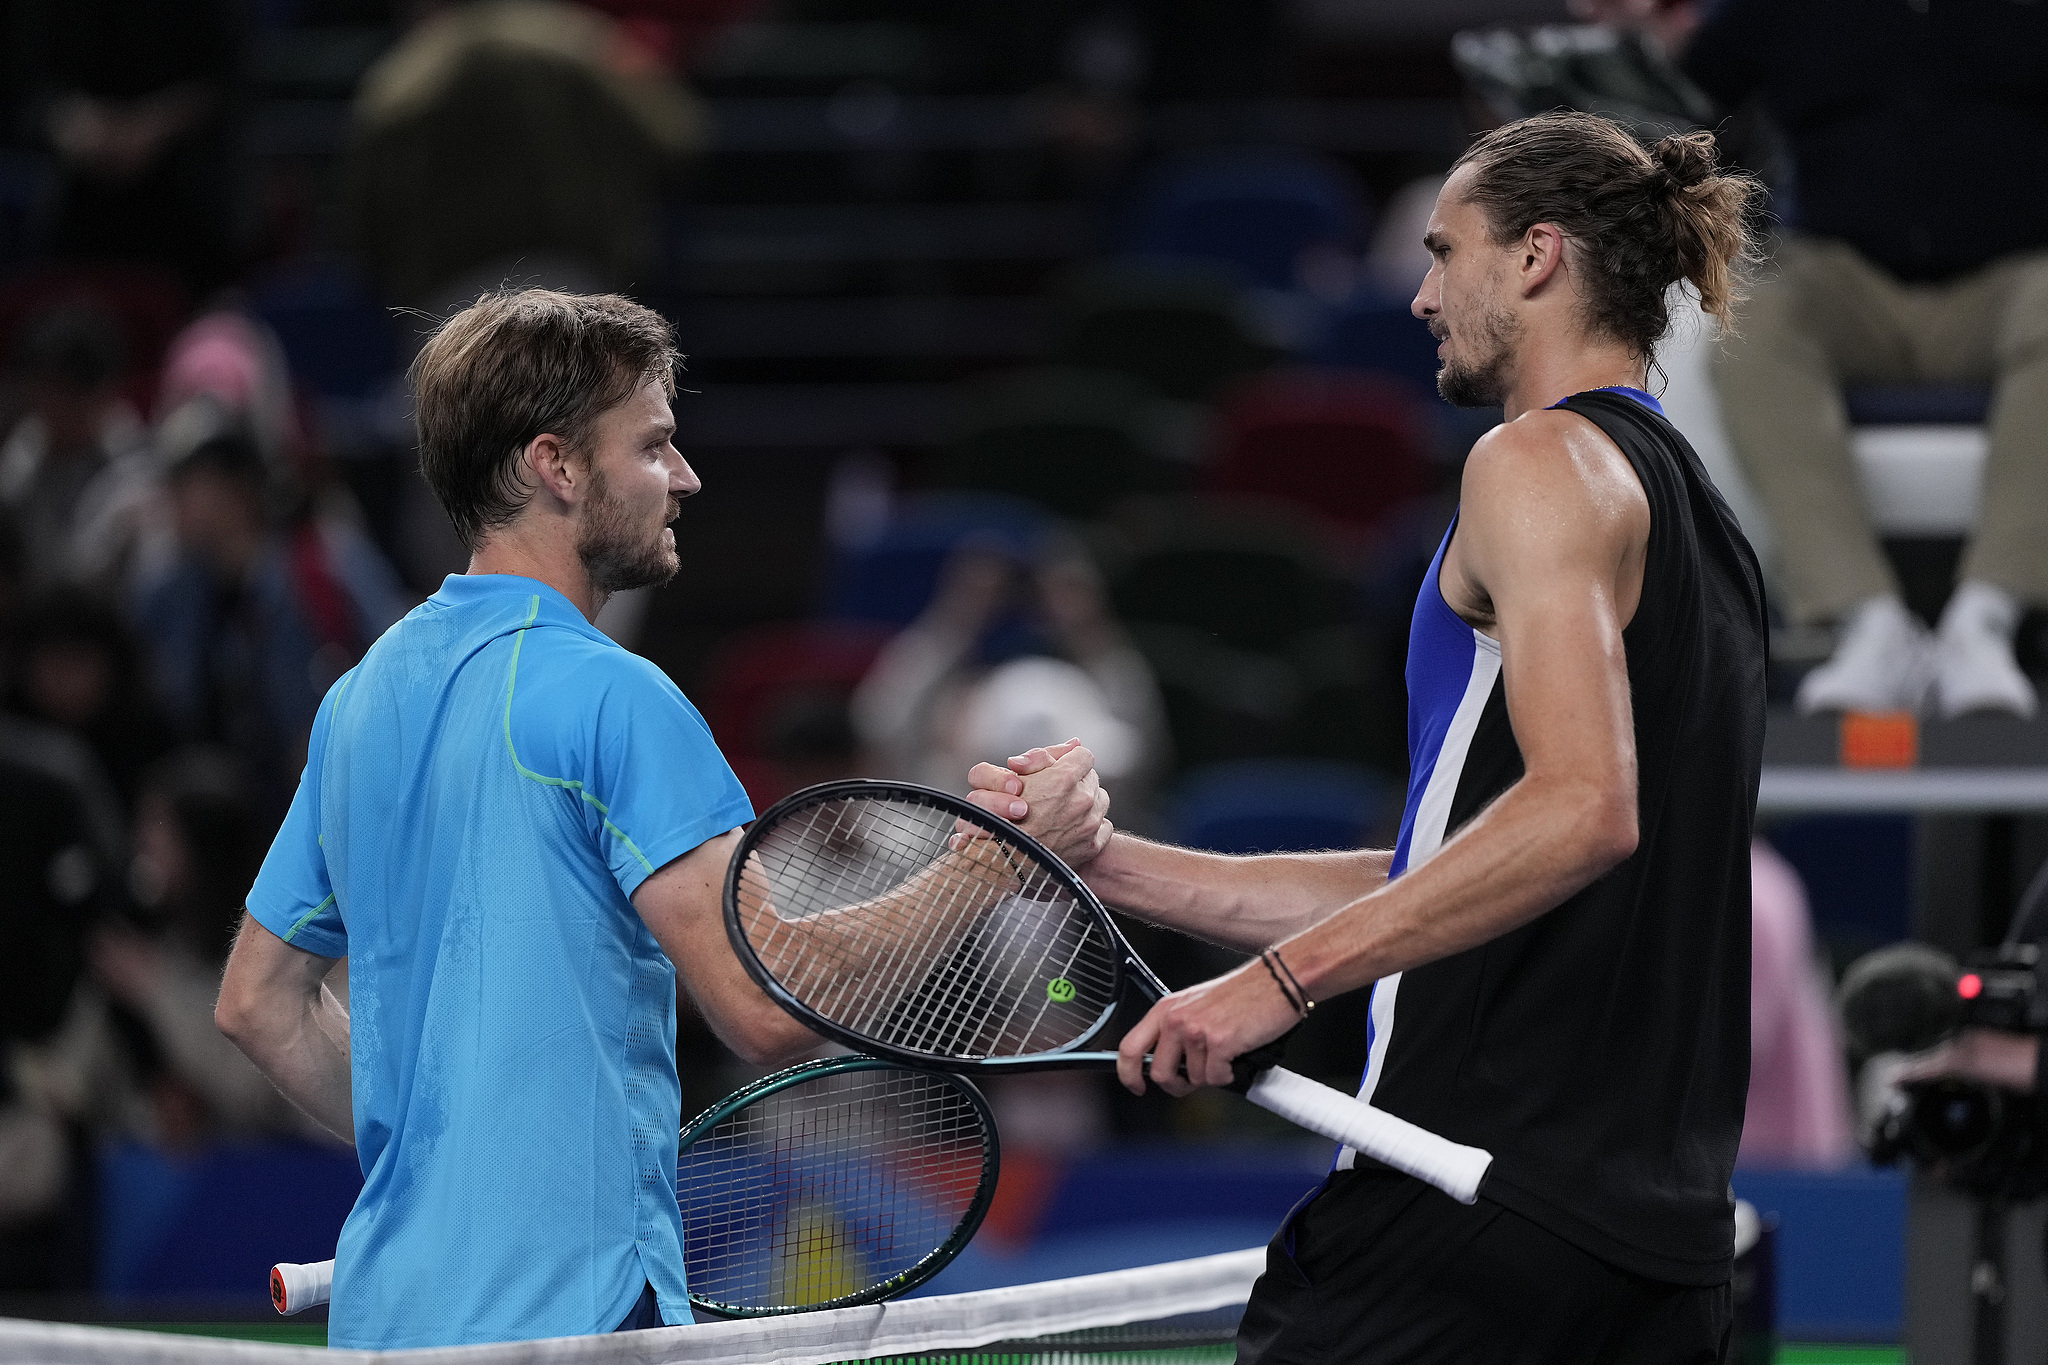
[{"left": 1911, "top": 1079, "right": 2002, "bottom": 1163}]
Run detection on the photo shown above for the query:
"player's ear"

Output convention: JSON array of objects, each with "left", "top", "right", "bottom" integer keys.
[
  {"left": 1519, "top": 222, "right": 1567, "bottom": 295},
  {"left": 525, "top": 433, "right": 581, "bottom": 505}
]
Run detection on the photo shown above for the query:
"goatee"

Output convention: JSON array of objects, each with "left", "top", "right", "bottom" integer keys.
[
  {"left": 578, "top": 467, "right": 680, "bottom": 594},
  {"left": 1434, "top": 302, "right": 1519, "bottom": 409}
]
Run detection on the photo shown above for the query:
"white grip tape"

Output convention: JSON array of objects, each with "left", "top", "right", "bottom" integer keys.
[
  {"left": 271, "top": 1259, "right": 333, "bottom": 1315},
  {"left": 1246, "top": 1067, "right": 1492, "bottom": 1205}
]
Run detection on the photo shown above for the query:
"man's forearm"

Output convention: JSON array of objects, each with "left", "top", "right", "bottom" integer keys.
[
  {"left": 217, "top": 917, "right": 355, "bottom": 1144},
  {"left": 1085, "top": 834, "right": 1395, "bottom": 953},
  {"left": 224, "top": 981, "right": 354, "bottom": 1142},
  {"left": 1275, "top": 771, "right": 1635, "bottom": 1005}
]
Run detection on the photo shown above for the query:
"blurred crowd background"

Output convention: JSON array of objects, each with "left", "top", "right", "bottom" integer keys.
[{"left": 0, "top": 0, "right": 2039, "bottom": 1307}]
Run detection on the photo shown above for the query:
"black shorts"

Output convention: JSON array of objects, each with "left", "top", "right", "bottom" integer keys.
[{"left": 1236, "top": 1167, "right": 1732, "bottom": 1365}]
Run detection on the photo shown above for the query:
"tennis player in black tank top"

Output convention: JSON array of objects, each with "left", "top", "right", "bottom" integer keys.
[{"left": 968, "top": 113, "right": 1767, "bottom": 1363}]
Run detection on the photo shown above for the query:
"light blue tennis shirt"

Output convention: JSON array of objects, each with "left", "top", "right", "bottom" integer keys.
[{"left": 246, "top": 573, "right": 753, "bottom": 1349}]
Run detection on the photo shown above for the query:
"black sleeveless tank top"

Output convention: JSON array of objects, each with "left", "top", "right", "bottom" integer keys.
[{"left": 1357, "top": 388, "right": 1767, "bottom": 1285}]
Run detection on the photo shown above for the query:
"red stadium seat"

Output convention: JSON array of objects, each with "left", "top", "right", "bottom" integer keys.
[
  {"left": 0, "top": 264, "right": 190, "bottom": 413},
  {"left": 1203, "top": 369, "right": 1432, "bottom": 540},
  {"left": 698, "top": 620, "right": 896, "bottom": 809}
]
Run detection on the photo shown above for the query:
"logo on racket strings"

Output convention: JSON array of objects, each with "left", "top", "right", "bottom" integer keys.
[{"left": 1046, "top": 977, "right": 1076, "bottom": 1003}]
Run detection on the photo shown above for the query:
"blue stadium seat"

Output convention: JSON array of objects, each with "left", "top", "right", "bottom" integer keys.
[
  {"left": 246, "top": 258, "right": 402, "bottom": 402},
  {"left": 1116, "top": 148, "right": 1370, "bottom": 292},
  {"left": 1308, "top": 295, "right": 1442, "bottom": 397},
  {"left": 820, "top": 492, "right": 1050, "bottom": 627},
  {"left": 1166, "top": 759, "right": 1392, "bottom": 855}
]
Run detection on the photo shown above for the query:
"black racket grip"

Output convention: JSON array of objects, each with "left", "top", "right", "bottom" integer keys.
[
  {"left": 1136, "top": 1029, "right": 1295, "bottom": 1092},
  {"left": 1226, "top": 1034, "right": 1293, "bottom": 1095}
]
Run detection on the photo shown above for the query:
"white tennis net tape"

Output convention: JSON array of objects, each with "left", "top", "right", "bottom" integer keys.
[{"left": 0, "top": 1246, "right": 1265, "bottom": 1365}]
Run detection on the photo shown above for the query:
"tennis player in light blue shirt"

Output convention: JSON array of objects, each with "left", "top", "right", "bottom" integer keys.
[{"left": 219, "top": 291, "right": 819, "bottom": 1349}]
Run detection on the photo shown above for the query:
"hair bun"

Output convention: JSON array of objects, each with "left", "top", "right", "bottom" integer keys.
[{"left": 1648, "top": 129, "right": 1720, "bottom": 192}]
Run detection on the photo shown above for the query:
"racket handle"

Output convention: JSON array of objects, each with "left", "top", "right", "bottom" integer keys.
[
  {"left": 272, "top": 1259, "right": 334, "bottom": 1315},
  {"left": 1244, "top": 1067, "right": 1493, "bottom": 1205}
]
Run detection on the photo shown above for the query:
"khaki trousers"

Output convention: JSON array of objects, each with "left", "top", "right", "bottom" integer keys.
[{"left": 1710, "top": 236, "right": 2048, "bottom": 623}]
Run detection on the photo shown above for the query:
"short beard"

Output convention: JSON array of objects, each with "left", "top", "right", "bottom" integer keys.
[
  {"left": 1436, "top": 297, "right": 1520, "bottom": 409},
  {"left": 576, "top": 463, "right": 679, "bottom": 595}
]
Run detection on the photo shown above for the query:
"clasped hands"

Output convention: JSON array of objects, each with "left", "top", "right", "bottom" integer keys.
[{"left": 962, "top": 741, "right": 1304, "bottom": 1099}]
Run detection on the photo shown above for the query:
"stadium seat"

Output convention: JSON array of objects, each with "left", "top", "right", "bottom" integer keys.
[
  {"left": 1307, "top": 293, "right": 1443, "bottom": 398},
  {"left": 1054, "top": 261, "right": 1274, "bottom": 404},
  {"left": 246, "top": 258, "right": 403, "bottom": 403},
  {"left": 1165, "top": 758, "right": 1392, "bottom": 854},
  {"left": 1116, "top": 147, "right": 1370, "bottom": 293},
  {"left": 697, "top": 620, "right": 894, "bottom": 808},
  {"left": 938, "top": 366, "right": 1195, "bottom": 519},
  {"left": 0, "top": 264, "right": 189, "bottom": 412},
  {"left": 1105, "top": 497, "right": 1401, "bottom": 773},
  {"left": 820, "top": 491, "right": 1050, "bottom": 627},
  {"left": 1843, "top": 385, "right": 1990, "bottom": 537},
  {"left": 1203, "top": 370, "right": 1432, "bottom": 539}
]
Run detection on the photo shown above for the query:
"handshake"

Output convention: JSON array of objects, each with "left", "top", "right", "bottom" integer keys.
[{"left": 959, "top": 737, "right": 1117, "bottom": 869}]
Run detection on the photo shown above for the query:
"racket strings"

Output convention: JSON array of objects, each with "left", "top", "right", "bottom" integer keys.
[
  {"left": 753, "top": 802, "right": 999, "bottom": 1038},
  {"left": 745, "top": 801, "right": 1023, "bottom": 1047},
  {"left": 679, "top": 1067, "right": 990, "bottom": 1312},
  {"left": 737, "top": 793, "right": 1120, "bottom": 1059},
  {"left": 758, "top": 800, "right": 971, "bottom": 1020},
  {"left": 905, "top": 867, "right": 1082, "bottom": 1056}
]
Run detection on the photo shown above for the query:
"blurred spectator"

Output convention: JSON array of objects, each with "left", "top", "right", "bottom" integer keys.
[
  {"left": 153, "top": 310, "right": 306, "bottom": 480},
  {"left": 4, "top": 587, "right": 174, "bottom": 810},
  {"left": 0, "top": 304, "right": 162, "bottom": 593},
  {"left": 0, "top": 507, "right": 24, "bottom": 634},
  {"left": 1741, "top": 839, "right": 1855, "bottom": 1170},
  {"left": 577, "top": 0, "right": 764, "bottom": 71},
  {"left": 0, "top": 711, "right": 127, "bottom": 1289},
  {"left": 1359, "top": 174, "right": 1443, "bottom": 304},
  {"left": 92, "top": 749, "right": 321, "bottom": 1144},
  {"left": 1592, "top": 0, "right": 2048, "bottom": 717},
  {"left": 19, "top": 0, "right": 246, "bottom": 293},
  {"left": 852, "top": 537, "right": 1167, "bottom": 818},
  {"left": 344, "top": 0, "right": 704, "bottom": 310},
  {"left": 133, "top": 432, "right": 409, "bottom": 810}
]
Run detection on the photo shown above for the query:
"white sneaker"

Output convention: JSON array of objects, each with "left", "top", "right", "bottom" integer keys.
[
  {"left": 1796, "top": 596, "right": 1934, "bottom": 715},
  {"left": 1934, "top": 580, "right": 2038, "bottom": 719}
]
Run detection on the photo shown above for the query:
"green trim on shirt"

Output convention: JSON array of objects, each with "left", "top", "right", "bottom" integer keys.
[
  {"left": 501, "top": 595, "right": 656, "bottom": 875},
  {"left": 284, "top": 894, "right": 336, "bottom": 943}
]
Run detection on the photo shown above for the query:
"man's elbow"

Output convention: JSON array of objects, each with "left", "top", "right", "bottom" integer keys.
[
  {"left": 727, "top": 1009, "right": 821, "bottom": 1070},
  {"left": 1583, "top": 794, "right": 1638, "bottom": 871},
  {"left": 214, "top": 971, "right": 273, "bottom": 1056},
  {"left": 215, "top": 983, "right": 255, "bottom": 1047}
]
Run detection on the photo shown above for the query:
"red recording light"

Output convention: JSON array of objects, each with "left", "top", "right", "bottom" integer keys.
[{"left": 1959, "top": 973, "right": 1984, "bottom": 1000}]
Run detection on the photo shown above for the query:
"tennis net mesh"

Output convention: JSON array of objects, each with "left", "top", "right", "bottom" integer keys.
[{"left": 0, "top": 1247, "right": 1262, "bottom": 1365}]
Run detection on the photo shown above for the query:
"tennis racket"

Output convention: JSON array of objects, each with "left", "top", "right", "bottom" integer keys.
[
  {"left": 271, "top": 1055, "right": 999, "bottom": 1318},
  {"left": 724, "top": 779, "right": 1493, "bottom": 1204}
]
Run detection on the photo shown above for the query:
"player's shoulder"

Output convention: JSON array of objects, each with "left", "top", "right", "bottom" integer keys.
[
  {"left": 1463, "top": 405, "right": 1643, "bottom": 511},
  {"left": 517, "top": 620, "right": 682, "bottom": 706},
  {"left": 502, "top": 623, "right": 715, "bottom": 782}
]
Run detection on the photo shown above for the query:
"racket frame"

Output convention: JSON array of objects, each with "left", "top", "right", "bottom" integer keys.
[
  {"left": 726, "top": 779, "right": 1167, "bottom": 1074},
  {"left": 734, "top": 780, "right": 1495, "bottom": 1205},
  {"left": 678, "top": 1053, "right": 1002, "bottom": 1318}
]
